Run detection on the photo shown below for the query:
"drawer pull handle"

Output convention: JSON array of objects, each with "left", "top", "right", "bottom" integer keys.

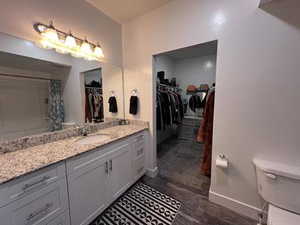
[
  {"left": 109, "top": 160, "right": 113, "bottom": 172},
  {"left": 26, "top": 202, "right": 53, "bottom": 222},
  {"left": 105, "top": 161, "right": 109, "bottom": 174},
  {"left": 22, "top": 176, "right": 51, "bottom": 192},
  {"left": 137, "top": 148, "right": 144, "bottom": 156}
]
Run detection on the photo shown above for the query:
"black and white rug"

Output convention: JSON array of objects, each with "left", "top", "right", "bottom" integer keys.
[{"left": 91, "top": 182, "right": 181, "bottom": 225}]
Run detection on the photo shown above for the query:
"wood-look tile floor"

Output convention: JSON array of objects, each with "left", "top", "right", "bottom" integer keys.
[{"left": 142, "top": 118, "right": 256, "bottom": 225}]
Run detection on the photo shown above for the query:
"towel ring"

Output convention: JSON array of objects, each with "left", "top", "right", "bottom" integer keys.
[{"left": 132, "top": 89, "right": 138, "bottom": 96}]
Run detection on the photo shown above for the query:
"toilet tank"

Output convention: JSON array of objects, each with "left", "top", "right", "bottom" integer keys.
[{"left": 253, "top": 158, "right": 300, "bottom": 214}]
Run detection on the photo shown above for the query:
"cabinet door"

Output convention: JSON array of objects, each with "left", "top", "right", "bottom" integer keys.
[
  {"left": 68, "top": 156, "right": 109, "bottom": 225},
  {"left": 108, "top": 143, "right": 132, "bottom": 201}
]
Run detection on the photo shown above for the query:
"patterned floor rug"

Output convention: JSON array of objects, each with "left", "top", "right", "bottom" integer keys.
[{"left": 90, "top": 182, "right": 181, "bottom": 225}]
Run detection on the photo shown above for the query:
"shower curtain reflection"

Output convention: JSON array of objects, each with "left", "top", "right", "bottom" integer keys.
[{"left": 48, "top": 80, "right": 64, "bottom": 131}]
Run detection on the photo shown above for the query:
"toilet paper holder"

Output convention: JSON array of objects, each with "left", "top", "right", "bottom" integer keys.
[
  {"left": 218, "top": 154, "right": 226, "bottom": 159},
  {"left": 216, "top": 154, "right": 229, "bottom": 169}
]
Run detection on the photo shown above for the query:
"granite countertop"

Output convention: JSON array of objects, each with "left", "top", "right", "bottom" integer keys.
[{"left": 0, "top": 124, "right": 147, "bottom": 185}]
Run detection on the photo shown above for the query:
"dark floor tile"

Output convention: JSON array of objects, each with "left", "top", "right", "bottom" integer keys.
[{"left": 145, "top": 118, "right": 256, "bottom": 225}]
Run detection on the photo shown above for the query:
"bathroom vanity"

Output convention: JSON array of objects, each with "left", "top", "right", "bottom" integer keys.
[{"left": 0, "top": 124, "right": 148, "bottom": 225}]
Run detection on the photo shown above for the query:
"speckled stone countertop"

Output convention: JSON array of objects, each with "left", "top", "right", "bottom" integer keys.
[{"left": 0, "top": 124, "right": 148, "bottom": 185}]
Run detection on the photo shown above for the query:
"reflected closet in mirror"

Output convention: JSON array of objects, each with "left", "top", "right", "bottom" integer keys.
[{"left": 84, "top": 68, "right": 104, "bottom": 123}]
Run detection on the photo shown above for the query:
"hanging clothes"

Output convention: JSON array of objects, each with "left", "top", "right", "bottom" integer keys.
[
  {"left": 197, "top": 89, "right": 215, "bottom": 176},
  {"left": 88, "top": 92, "right": 94, "bottom": 118},
  {"left": 85, "top": 89, "right": 93, "bottom": 123},
  {"left": 48, "top": 80, "right": 64, "bottom": 131},
  {"left": 157, "top": 94, "right": 163, "bottom": 130},
  {"left": 157, "top": 87, "right": 184, "bottom": 131},
  {"left": 108, "top": 96, "right": 118, "bottom": 113},
  {"left": 85, "top": 87, "right": 104, "bottom": 123},
  {"left": 94, "top": 94, "right": 103, "bottom": 119},
  {"left": 129, "top": 96, "right": 139, "bottom": 115},
  {"left": 189, "top": 95, "right": 202, "bottom": 112}
]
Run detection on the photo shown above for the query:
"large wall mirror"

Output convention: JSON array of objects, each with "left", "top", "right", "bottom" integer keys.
[
  {"left": 80, "top": 62, "right": 124, "bottom": 125},
  {"left": 0, "top": 37, "right": 125, "bottom": 142}
]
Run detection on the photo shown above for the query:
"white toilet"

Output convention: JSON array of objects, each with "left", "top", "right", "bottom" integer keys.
[{"left": 253, "top": 158, "right": 300, "bottom": 225}]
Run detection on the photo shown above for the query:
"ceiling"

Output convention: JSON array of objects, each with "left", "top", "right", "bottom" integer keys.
[
  {"left": 161, "top": 40, "right": 218, "bottom": 60},
  {"left": 86, "top": 0, "right": 173, "bottom": 23}
]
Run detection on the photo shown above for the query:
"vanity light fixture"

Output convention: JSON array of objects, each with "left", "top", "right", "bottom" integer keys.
[{"left": 34, "top": 21, "right": 104, "bottom": 61}]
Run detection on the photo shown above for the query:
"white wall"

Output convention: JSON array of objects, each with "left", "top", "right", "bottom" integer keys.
[
  {"left": 174, "top": 55, "right": 216, "bottom": 100},
  {"left": 155, "top": 54, "right": 217, "bottom": 99},
  {"left": 0, "top": 0, "right": 124, "bottom": 125},
  {"left": 123, "top": 0, "right": 300, "bottom": 218},
  {"left": 155, "top": 55, "right": 175, "bottom": 79}
]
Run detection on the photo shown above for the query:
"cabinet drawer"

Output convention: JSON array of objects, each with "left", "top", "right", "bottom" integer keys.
[
  {"left": 0, "top": 178, "right": 68, "bottom": 225},
  {"left": 46, "top": 211, "right": 70, "bottom": 225},
  {"left": 133, "top": 156, "right": 146, "bottom": 181},
  {"left": 133, "top": 134, "right": 145, "bottom": 146},
  {"left": 66, "top": 139, "right": 127, "bottom": 175},
  {"left": 0, "top": 163, "right": 66, "bottom": 207},
  {"left": 134, "top": 142, "right": 145, "bottom": 159}
]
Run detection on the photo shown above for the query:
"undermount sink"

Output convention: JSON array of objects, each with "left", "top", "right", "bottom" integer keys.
[{"left": 76, "top": 134, "right": 111, "bottom": 145}]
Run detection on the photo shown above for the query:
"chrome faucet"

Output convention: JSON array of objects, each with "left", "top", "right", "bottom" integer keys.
[{"left": 81, "top": 126, "right": 88, "bottom": 136}]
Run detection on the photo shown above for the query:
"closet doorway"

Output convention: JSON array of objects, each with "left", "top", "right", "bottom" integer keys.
[
  {"left": 83, "top": 68, "right": 104, "bottom": 123},
  {"left": 153, "top": 40, "right": 217, "bottom": 196}
]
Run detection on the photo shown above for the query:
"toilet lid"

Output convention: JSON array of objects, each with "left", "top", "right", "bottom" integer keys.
[{"left": 268, "top": 205, "right": 300, "bottom": 225}]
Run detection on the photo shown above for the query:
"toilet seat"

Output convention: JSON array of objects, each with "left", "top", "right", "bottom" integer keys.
[{"left": 268, "top": 204, "right": 300, "bottom": 225}]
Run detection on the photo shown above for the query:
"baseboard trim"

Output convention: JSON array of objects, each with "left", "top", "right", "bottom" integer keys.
[
  {"left": 146, "top": 167, "right": 159, "bottom": 178},
  {"left": 209, "top": 190, "right": 261, "bottom": 220}
]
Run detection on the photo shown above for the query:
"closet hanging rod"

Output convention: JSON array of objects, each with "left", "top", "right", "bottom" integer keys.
[
  {"left": 85, "top": 87, "right": 102, "bottom": 89},
  {"left": 0, "top": 73, "right": 56, "bottom": 81}
]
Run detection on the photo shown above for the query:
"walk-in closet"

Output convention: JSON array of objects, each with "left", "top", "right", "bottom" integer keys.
[{"left": 154, "top": 40, "right": 217, "bottom": 195}]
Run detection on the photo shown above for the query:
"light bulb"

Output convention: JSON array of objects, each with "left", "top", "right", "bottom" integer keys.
[
  {"left": 37, "top": 24, "right": 47, "bottom": 33},
  {"left": 42, "top": 27, "right": 59, "bottom": 42},
  {"left": 84, "top": 56, "right": 94, "bottom": 61},
  {"left": 94, "top": 45, "right": 104, "bottom": 58},
  {"left": 65, "top": 34, "right": 77, "bottom": 49},
  {"left": 55, "top": 47, "right": 68, "bottom": 54},
  {"left": 70, "top": 52, "right": 82, "bottom": 58},
  {"left": 39, "top": 38, "right": 53, "bottom": 49},
  {"left": 80, "top": 40, "right": 92, "bottom": 55}
]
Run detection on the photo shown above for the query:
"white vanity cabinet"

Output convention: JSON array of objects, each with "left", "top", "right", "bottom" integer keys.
[
  {"left": 0, "top": 130, "right": 148, "bottom": 225},
  {"left": 66, "top": 131, "right": 147, "bottom": 225},
  {"left": 0, "top": 163, "right": 69, "bottom": 225}
]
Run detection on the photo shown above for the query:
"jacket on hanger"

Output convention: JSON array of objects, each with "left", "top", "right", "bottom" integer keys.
[
  {"left": 197, "top": 90, "right": 215, "bottom": 176},
  {"left": 189, "top": 95, "right": 202, "bottom": 112},
  {"left": 157, "top": 89, "right": 184, "bottom": 130}
]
